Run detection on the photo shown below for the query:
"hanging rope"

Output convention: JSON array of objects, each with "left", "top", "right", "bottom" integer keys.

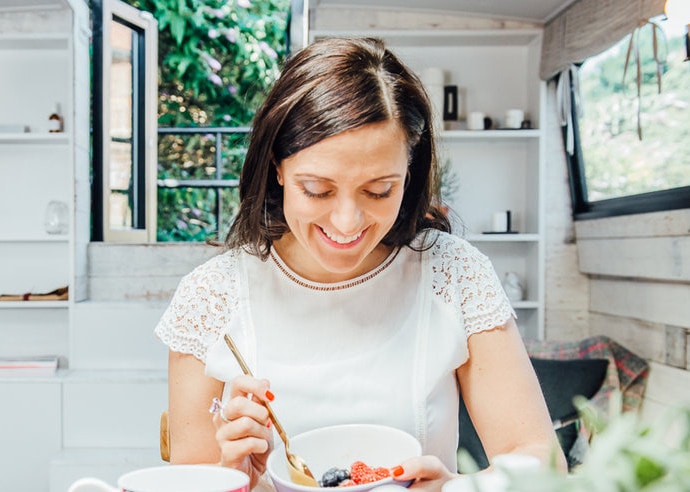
[{"left": 622, "top": 19, "right": 668, "bottom": 140}]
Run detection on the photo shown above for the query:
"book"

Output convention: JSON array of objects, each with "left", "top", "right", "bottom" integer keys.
[
  {"left": 0, "top": 356, "right": 59, "bottom": 377},
  {"left": 0, "top": 286, "right": 68, "bottom": 302}
]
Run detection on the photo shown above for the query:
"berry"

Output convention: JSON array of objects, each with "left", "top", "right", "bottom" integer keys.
[
  {"left": 336, "top": 468, "right": 351, "bottom": 482},
  {"left": 350, "top": 461, "right": 387, "bottom": 484},
  {"left": 320, "top": 467, "right": 351, "bottom": 487}
]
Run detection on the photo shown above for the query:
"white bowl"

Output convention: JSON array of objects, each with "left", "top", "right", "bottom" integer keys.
[{"left": 267, "top": 424, "right": 422, "bottom": 492}]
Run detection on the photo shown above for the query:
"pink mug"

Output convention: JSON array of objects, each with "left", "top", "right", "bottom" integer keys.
[{"left": 67, "top": 464, "right": 250, "bottom": 492}]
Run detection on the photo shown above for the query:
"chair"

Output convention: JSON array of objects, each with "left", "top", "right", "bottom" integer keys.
[
  {"left": 457, "top": 357, "right": 609, "bottom": 470},
  {"left": 160, "top": 410, "right": 170, "bottom": 462}
]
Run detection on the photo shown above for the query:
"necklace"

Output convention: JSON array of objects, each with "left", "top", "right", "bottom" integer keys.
[{"left": 269, "top": 247, "right": 401, "bottom": 292}]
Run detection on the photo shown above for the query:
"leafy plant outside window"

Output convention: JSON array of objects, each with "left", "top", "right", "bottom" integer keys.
[
  {"left": 123, "top": 0, "right": 290, "bottom": 241},
  {"left": 568, "top": 17, "right": 690, "bottom": 219}
]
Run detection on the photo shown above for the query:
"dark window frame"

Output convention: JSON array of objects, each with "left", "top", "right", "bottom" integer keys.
[
  {"left": 564, "top": 68, "right": 690, "bottom": 221},
  {"left": 92, "top": 0, "right": 152, "bottom": 241}
]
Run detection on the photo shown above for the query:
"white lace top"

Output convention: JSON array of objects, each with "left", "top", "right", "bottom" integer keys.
[{"left": 155, "top": 230, "right": 514, "bottom": 472}]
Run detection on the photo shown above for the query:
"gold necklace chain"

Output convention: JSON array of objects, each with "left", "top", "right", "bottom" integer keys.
[{"left": 269, "top": 247, "right": 401, "bottom": 292}]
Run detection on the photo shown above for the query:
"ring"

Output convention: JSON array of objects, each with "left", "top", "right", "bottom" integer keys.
[{"left": 209, "top": 397, "right": 230, "bottom": 422}]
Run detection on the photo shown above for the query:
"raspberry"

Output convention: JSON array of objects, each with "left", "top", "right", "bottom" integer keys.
[
  {"left": 338, "top": 479, "right": 356, "bottom": 487},
  {"left": 349, "top": 461, "right": 390, "bottom": 484}
]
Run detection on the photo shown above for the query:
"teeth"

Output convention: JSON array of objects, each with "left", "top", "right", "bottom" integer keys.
[{"left": 323, "top": 228, "right": 362, "bottom": 244}]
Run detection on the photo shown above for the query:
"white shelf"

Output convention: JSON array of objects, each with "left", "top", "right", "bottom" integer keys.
[
  {"left": 0, "top": 301, "right": 68, "bottom": 309},
  {"left": 467, "top": 233, "right": 541, "bottom": 242},
  {"left": 442, "top": 129, "right": 541, "bottom": 139},
  {"left": 0, "top": 368, "right": 167, "bottom": 384},
  {"left": 0, "top": 133, "right": 70, "bottom": 144},
  {"left": 0, "top": 235, "right": 69, "bottom": 243}
]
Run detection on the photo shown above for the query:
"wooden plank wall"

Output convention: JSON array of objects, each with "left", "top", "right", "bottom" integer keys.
[{"left": 575, "top": 209, "right": 690, "bottom": 422}]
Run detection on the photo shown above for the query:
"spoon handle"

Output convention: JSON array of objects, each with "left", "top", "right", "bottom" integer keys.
[{"left": 223, "top": 334, "right": 290, "bottom": 446}]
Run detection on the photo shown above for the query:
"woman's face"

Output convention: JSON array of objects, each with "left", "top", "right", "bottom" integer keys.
[{"left": 274, "top": 119, "right": 409, "bottom": 283}]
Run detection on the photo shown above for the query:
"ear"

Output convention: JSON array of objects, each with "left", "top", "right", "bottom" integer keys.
[{"left": 274, "top": 162, "right": 284, "bottom": 186}]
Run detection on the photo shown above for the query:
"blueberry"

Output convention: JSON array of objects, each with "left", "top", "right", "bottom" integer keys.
[
  {"left": 321, "top": 469, "right": 339, "bottom": 487},
  {"left": 335, "top": 469, "right": 350, "bottom": 482}
]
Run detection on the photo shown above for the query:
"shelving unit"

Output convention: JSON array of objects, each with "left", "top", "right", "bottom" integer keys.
[
  {"left": 0, "top": 25, "right": 73, "bottom": 300},
  {"left": 311, "top": 29, "right": 546, "bottom": 339},
  {"left": 0, "top": 4, "right": 91, "bottom": 490}
]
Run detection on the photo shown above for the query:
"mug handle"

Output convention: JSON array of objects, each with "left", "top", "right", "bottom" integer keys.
[{"left": 67, "top": 477, "right": 119, "bottom": 492}]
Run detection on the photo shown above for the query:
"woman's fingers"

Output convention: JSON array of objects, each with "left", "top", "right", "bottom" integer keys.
[
  {"left": 221, "top": 394, "right": 270, "bottom": 425},
  {"left": 392, "top": 456, "right": 455, "bottom": 492},
  {"left": 229, "top": 374, "right": 274, "bottom": 404}
]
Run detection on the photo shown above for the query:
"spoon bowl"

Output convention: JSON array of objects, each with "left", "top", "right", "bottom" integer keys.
[{"left": 223, "top": 334, "right": 319, "bottom": 487}]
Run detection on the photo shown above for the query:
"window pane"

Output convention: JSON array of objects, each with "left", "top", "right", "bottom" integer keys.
[
  {"left": 109, "top": 20, "right": 136, "bottom": 229},
  {"left": 578, "top": 19, "right": 690, "bottom": 202}
]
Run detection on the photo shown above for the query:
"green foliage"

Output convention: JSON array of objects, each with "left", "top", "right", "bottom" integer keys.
[
  {"left": 505, "top": 397, "right": 690, "bottom": 492},
  {"left": 123, "top": 0, "right": 289, "bottom": 241},
  {"left": 578, "top": 22, "right": 690, "bottom": 202}
]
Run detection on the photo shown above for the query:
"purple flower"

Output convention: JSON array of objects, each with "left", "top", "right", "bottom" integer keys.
[
  {"left": 214, "top": 9, "right": 224, "bottom": 18},
  {"left": 259, "top": 41, "right": 278, "bottom": 60},
  {"left": 227, "top": 85, "right": 238, "bottom": 95},
  {"left": 224, "top": 28, "right": 237, "bottom": 43},
  {"left": 223, "top": 114, "right": 231, "bottom": 122},
  {"left": 207, "top": 56, "right": 221, "bottom": 71},
  {"left": 176, "top": 219, "right": 188, "bottom": 230},
  {"left": 208, "top": 73, "right": 222, "bottom": 86},
  {"left": 192, "top": 208, "right": 202, "bottom": 217},
  {"left": 208, "top": 29, "right": 219, "bottom": 39}
]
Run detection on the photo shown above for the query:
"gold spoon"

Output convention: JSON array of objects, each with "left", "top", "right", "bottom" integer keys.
[{"left": 223, "top": 334, "right": 319, "bottom": 487}]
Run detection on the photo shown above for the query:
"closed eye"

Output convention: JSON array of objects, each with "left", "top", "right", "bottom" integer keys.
[
  {"left": 302, "top": 187, "right": 331, "bottom": 199},
  {"left": 365, "top": 189, "right": 393, "bottom": 199}
]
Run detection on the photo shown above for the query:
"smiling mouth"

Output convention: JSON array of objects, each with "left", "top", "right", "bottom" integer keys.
[{"left": 320, "top": 227, "right": 364, "bottom": 245}]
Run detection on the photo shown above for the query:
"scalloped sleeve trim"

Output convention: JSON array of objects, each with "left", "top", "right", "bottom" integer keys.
[
  {"left": 429, "top": 233, "right": 516, "bottom": 338},
  {"left": 154, "top": 250, "right": 240, "bottom": 363}
]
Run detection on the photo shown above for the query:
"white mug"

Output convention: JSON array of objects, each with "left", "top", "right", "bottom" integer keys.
[
  {"left": 467, "top": 111, "right": 485, "bottom": 130},
  {"left": 67, "top": 465, "right": 250, "bottom": 492},
  {"left": 505, "top": 109, "right": 524, "bottom": 129}
]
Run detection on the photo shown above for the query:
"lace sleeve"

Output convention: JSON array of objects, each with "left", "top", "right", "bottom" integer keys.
[
  {"left": 430, "top": 233, "right": 516, "bottom": 337},
  {"left": 154, "top": 250, "right": 239, "bottom": 363}
]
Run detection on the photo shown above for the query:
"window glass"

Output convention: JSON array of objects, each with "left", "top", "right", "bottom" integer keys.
[{"left": 577, "top": 17, "right": 689, "bottom": 203}]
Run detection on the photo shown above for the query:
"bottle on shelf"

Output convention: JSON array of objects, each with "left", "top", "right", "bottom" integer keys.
[{"left": 48, "top": 103, "right": 64, "bottom": 133}]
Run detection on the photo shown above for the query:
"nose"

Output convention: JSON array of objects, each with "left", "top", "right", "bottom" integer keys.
[{"left": 329, "top": 195, "right": 364, "bottom": 235}]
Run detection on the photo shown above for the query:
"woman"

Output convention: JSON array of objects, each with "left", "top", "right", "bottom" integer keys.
[{"left": 155, "top": 37, "right": 566, "bottom": 491}]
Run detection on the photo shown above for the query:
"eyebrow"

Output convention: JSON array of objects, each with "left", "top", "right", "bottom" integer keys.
[{"left": 294, "top": 173, "right": 403, "bottom": 183}]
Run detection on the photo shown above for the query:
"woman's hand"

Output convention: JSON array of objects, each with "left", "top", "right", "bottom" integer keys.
[
  {"left": 391, "top": 455, "right": 456, "bottom": 492},
  {"left": 212, "top": 374, "right": 276, "bottom": 488}
]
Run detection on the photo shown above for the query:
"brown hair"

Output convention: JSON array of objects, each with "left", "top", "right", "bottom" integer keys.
[{"left": 225, "top": 37, "right": 450, "bottom": 258}]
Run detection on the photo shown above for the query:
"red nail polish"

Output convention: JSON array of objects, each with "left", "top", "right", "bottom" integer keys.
[
  {"left": 265, "top": 390, "right": 275, "bottom": 401},
  {"left": 266, "top": 419, "right": 272, "bottom": 428},
  {"left": 392, "top": 466, "right": 404, "bottom": 477}
]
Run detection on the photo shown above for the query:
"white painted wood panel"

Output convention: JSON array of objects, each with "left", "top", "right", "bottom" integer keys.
[
  {"left": 640, "top": 362, "right": 690, "bottom": 428},
  {"left": 576, "top": 209, "right": 690, "bottom": 239},
  {"left": 578, "top": 236, "right": 690, "bottom": 282},
  {"left": 88, "top": 243, "right": 219, "bottom": 277},
  {"left": 589, "top": 278, "right": 690, "bottom": 329},
  {"left": 588, "top": 312, "right": 666, "bottom": 364}
]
